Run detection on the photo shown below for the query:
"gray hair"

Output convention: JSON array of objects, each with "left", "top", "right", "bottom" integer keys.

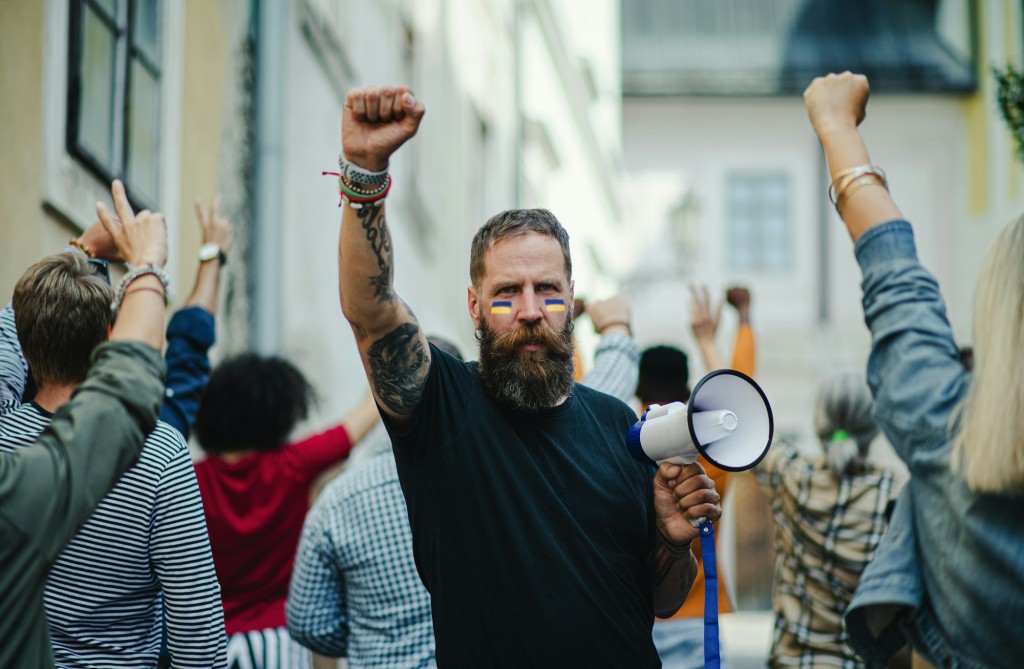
[{"left": 813, "top": 372, "right": 879, "bottom": 476}]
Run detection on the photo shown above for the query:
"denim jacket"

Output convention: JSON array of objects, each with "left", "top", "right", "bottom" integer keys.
[{"left": 844, "top": 221, "right": 1024, "bottom": 669}]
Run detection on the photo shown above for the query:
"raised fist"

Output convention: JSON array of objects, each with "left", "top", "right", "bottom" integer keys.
[
  {"left": 725, "top": 286, "right": 750, "bottom": 311},
  {"left": 342, "top": 85, "right": 426, "bottom": 172},
  {"left": 587, "top": 295, "right": 631, "bottom": 335},
  {"left": 803, "top": 72, "right": 869, "bottom": 138}
]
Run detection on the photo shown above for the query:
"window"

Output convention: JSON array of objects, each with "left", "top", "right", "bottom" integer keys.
[
  {"left": 67, "top": 0, "right": 163, "bottom": 207},
  {"left": 725, "top": 173, "right": 791, "bottom": 273}
]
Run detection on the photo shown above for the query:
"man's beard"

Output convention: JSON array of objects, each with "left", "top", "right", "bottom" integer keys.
[{"left": 477, "top": 315, "right": 575, "bottom": 412}]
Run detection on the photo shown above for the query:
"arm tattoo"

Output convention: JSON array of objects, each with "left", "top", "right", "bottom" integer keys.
[
  {"left": 368, "top": 322, "right": 429, "bottom": 415},
  {"left": 357, "top": 203, "right": 396, "bottom": 303}
]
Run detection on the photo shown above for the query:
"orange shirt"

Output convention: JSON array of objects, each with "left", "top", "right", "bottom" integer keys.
[{"left": 660, "top": 323, "right": 755, "bottom": 620}]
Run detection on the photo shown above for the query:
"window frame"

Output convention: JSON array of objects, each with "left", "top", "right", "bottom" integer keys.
[
  {"left": 724, "top": 171, "right": 793, "bottom": 274},
  {"left": 66, "top": 0, "right": 164, "bottom": 210}
]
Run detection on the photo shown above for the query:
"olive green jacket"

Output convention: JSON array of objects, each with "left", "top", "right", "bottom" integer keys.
[{"left": 0, "top": 341, "right": 165, "bottom": 668}]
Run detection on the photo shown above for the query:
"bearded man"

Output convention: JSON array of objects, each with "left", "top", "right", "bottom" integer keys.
[{"left": 333, "top": 85, "right": 721, "bottom": 668}]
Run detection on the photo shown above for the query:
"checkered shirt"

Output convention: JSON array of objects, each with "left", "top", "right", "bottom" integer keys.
[
  {"left": 580, "top": 332, "right": 641, "bottom": 403},
  {"left": 287, "top": 450, "right": 435, "bottom": 668},
  {"left": 756, "top": 442, "right": 895, "bottom": 668}
]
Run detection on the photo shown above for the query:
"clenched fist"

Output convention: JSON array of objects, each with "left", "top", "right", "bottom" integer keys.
[
  {"left": 803, "top": 71, "right": 870, "bottom": 139},
  {"left": 342, "top": 85, "right": 426, "bottom": 172}
]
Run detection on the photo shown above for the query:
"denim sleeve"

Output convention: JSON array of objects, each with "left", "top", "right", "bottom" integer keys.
[
  {"left": 856, "top": 221, "right": 968, "bottom": 463},
  {"left": 159, "top": 306, "right": 215, "bottom": 440}
]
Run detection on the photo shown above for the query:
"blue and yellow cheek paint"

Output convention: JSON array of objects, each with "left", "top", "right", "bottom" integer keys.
[
  {"left": 490, "top": 301, "right": 512, "bottom": 315},
  {"left": 544, "top": 298, "right": 566, "bottom": 313}
]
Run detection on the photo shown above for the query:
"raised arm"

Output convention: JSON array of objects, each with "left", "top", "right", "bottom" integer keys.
[
  {"left": 689, "top": 284, "right": 725, "bottom": 372},
  {"left": 580, "top": 295, "right": 640, "bottom": 402},
  {"left": 725, "top": 286, "right": 755, "bottom": 377},
  {"left": 337, "top": 86, "right": 429, "bottom": 429},
  {"left": 159, "top": 196, "right": 233, "bottom": 438},
  {"left": 803, "top": 73, "right": 902, "bottom": 241},
  {"left": 804, "top": 74, "right": 965, "bottom": 458},
  {"left": 0, "top": 179, "right": 169, "bottom": 560}
]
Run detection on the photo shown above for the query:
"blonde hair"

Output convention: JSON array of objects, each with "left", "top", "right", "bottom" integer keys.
[{"left": 952, "top": 216, "right": 1024, "bottom": 492}]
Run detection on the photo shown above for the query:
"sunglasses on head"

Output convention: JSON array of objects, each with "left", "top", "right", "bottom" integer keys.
[{"left": 87, "top": 258, "right": 111, "bottom": 286}]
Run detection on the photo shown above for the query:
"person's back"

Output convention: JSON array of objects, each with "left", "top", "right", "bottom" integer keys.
[
  {"left": 0, "top": 410, "right": 224, "bottom": 666},
  {"left": 755, "top": 372, "right": 894, "bottom": 668},
  {"left": 193, "top": 352, "right": 377, "bottom": 668},
  {"left": 289, "top": 449, "right": 435, "bottom": 668},
  {"left": 194, "top": 429, "right": 353, "bottom": 632},
  {"left": 0, "top": 181, "right": 191, "bottom": 668},
  {"left": 0, "top": 248, "right": 225, "bottom": 667}
]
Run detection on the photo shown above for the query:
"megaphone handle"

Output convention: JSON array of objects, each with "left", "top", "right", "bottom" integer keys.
[{"left": 700, "top": 521, "right": 721, "bottom": 669}]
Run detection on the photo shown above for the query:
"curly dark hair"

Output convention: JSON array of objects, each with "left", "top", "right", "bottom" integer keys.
[
  {"left": 636, "top": 345, "right": 691, "bottom": 406},
  {"left": 194, "top": 353, "right": 317, "bottom": 455}
]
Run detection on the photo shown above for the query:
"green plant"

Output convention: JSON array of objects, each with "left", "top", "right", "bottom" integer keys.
[{"left": 994, "top": 64, "right": 1024, "bottom": 164}]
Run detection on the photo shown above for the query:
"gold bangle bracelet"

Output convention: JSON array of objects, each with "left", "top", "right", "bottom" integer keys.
[
  {"left": 835, "top": 173, "right": 887, "bottom": 214},
  {"left": 829, "top": 165, "right": 887, "bottom": 204}
]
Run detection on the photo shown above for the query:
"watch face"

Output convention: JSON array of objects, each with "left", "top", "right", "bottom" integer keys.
[{"left": 198, "top": 243, "right": 219, "bottom": 261}]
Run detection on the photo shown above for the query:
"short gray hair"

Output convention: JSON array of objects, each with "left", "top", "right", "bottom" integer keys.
[
  {"left": 813, "top": 372, "right": 879, "bottom": 476},
  {"left": 469, "top": 209, "right": 571, "bottom": 288}
]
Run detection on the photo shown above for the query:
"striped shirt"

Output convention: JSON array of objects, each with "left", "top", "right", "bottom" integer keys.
[
  {"left": 756, "top": 442, "right": 895, "bottom": 669},
  {"left": 0, "top": 304, "right": 226, "bottom": 668}
]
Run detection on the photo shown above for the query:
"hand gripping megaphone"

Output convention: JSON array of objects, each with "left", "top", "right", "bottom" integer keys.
[
  {"left": 625, "top": 369, "right": 773, "bottom": 669},
  {"left": 627, "top": 369, "right": 774, "bottom": 472}
]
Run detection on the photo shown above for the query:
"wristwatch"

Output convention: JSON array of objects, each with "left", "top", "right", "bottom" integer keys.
[{"left": 198, "top": 242, "right": 227, "bottom": 266}]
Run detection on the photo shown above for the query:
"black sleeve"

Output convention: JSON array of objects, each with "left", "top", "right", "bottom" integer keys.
[{"left": 382, "top": 343, "right": 476, "bottom": 459}]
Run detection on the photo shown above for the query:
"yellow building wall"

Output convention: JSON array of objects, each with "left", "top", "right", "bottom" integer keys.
[
  {"left": 0, "top": 0, "right": 240, "bottom": 313},
  {"left": 171, "top": 0, "right": 236, "bottom": 311},
  {"left": 0, "top": 0, "right": 53, "bottom": 298}
]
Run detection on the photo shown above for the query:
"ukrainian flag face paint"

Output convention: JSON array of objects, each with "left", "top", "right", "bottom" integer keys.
[
  {"left": 490, "top": 300, "right": 513, "bottom": 315},
  {"left": 544, "top": 298, "right": 566, "bottom": 313}
]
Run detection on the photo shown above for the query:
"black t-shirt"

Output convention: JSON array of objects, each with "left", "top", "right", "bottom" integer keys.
[{"left": 386, "top": 344, "right": 661, "bottom": 668}]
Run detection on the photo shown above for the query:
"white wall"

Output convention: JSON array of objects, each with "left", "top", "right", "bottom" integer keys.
[
  {"left": 623, "top": 95, "right": 966, "bottom": 440},
  {"left": 273, "top": 0, "right": 623, "bottom": 432}
]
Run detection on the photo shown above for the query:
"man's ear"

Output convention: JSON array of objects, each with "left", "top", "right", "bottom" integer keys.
[{"left": 468, "top": 285, "right": 481, "bottom": 329}]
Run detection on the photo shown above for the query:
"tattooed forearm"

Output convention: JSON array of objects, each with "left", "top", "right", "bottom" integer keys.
[
  {"left": 368, "top": 272, "right": 395, "bottom": 303},
  {"left": 357, "top": 203, "right": 391, "bottom": 267},
  {"left": 368, "top": 322, "right": 430, "bottom": 415},
  {"left": 357, "top": 203, "right": 394, "bottom": 303}
]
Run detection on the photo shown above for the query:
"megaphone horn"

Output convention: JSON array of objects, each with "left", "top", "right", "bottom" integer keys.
[{"left": 627, "top": 369, "right": 774, "bottom": 472}]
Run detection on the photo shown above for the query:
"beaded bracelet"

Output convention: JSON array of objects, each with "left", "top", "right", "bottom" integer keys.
[
  {"left": 68, "top": 238, "right": 95, "bottom": 258},
  {"left": 339, "top": 174, "right": 389, "bottom": 197},
  {"left": 110, "top": 264, "right": 169, "bottom": 314}
]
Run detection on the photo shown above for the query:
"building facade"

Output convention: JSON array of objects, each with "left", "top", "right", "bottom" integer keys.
[{"left": 0, "top": 0, "right": 625, "bottom": 435}]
